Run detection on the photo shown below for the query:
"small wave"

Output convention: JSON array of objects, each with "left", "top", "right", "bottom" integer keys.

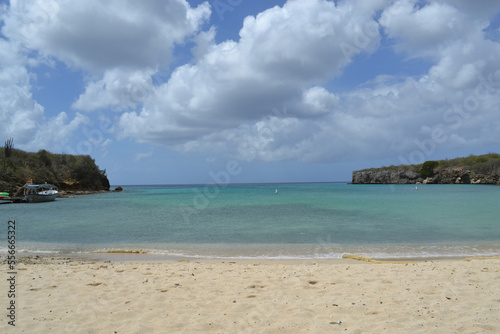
[
  {"left": 96, "top": 249, "right": 150, "bottom": 254},
  {"left": 2, "top": 242, "right": 500, "bottom": 261}
]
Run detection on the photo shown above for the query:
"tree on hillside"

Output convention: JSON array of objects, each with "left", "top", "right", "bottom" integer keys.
[{"left": 420, "top": 160, "right": 439, "bottom": 179}]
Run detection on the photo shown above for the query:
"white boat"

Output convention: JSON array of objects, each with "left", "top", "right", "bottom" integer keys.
[{"left": 24, "top": 183, "right": 58, "bottom": 203}]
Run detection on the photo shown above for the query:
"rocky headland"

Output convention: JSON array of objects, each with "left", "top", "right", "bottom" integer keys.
[
  {"left": 352, "top": 154, "right": 500, "bottom": 185},
  {"left": 0, "top": 148, "right": 111, "bottom": 197}
]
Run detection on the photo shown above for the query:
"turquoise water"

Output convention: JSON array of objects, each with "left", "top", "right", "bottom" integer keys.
[{"left": 1, "top": 183, "right": 500, "bottom": 259}]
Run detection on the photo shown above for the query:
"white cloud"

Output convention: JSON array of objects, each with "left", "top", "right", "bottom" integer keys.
[
  {"left": 301, "top": 86, "right": 340, "bottom": 116},
  {"left": 0, "top": 34, "right": 86, "bottom": 152},
  {"left": 23, "top": 112, "right": 89, "bottom": 152},
  {"left": 72, "top": 67, "right": 156, "bottom": 111},
  {"left": 2, "top": 0, "right": 211, "bottom": 72},
  {"left": 135, "top": 150, "right": 154, "bottom": 161},
  {"left": 114, "top": 0, "right": 500, "bottom": 164},
  {"left": 118, "top": 0, "right": 383, "bottom": 144},
  {"left": 380, "top": 0, "right": 459, "bottom": 57},
  {"left": 2, "top": 0, "right": 499, "bottom": 166},
  {"left": 0, "top": 0, "right": 210, "bottom": 152},
  {"left": 30, "top": 0, "right": 212, "bottom": 112},
  {"left": 0, "top": 44, "right": 44, "bottom": 144},
  {"left": 0, "top": 61, "right": 88, "bottom": 152}
]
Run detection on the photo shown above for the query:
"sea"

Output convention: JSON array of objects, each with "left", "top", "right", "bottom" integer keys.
[{"left": 1, "top": 183, "right": 500, "bottom": 260}]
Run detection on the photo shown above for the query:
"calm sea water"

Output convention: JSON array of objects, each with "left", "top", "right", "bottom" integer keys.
[{"left": 1, "top": 183, "right": 500, "bottom": 259}]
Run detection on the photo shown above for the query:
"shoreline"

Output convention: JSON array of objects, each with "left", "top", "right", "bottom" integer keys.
[
  {"left": 6, "top": 251, "right": 500, "bottom": 264},
  {"left": 2, "top": 254, "right": 499, "bottom": 332},
  {"left": 7, "top": 239, "right": 500, "bottom": 262},
  {"left": 8, "top": 249, "right": 500, "bottom": 263}
]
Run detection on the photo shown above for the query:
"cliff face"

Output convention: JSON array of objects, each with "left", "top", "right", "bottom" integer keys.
[
  {"left": 352, "top": 167, "right": 500, "bottom": 185},
  {"left": 0, "top": 148, "right": 110, "bottom": 195},
  {"left": 352, "top": 168, "right": 420, "bottom": 184},
  {"left": 352, "top": 155, "right": 500, "bottom": 185}
]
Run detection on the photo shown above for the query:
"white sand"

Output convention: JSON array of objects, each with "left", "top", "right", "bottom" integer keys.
[{"left": 1, "top": 255, "right": 499, "bottom": 333}]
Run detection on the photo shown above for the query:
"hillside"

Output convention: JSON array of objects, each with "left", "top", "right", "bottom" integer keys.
[
  {"left": 0, "top": 148, "right": 110, "bottom": 195},
  {"left": 352, "top": 153, "right": 500, "bottom": 185}
]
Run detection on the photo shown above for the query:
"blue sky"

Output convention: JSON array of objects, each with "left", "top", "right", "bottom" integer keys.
[{"left": 1, "top": 0, "right": 500, "bottom": 185}]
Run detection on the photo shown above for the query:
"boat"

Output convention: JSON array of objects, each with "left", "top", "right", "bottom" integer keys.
[
  {"left": 0, "top": 192, "right": 11, "bottom": 204},
  {"left": 24, "top": 183, "right": 58, "bottom": 203}
]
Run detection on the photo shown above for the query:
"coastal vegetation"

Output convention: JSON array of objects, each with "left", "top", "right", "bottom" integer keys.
[
  {"left": 437, "top": 153, "right": 500, "bottom": 174},
  {"left": 3, "top": 138, "right": 13, "bottom": 173},
  {"left": 0, "top": 142, "right": 109, "bottom": 195},
  {"left": 419, "top": 160, "right": 439, "bottom": 178},
  {"left": 352, "top": 153, "right": 500, "bottom": 185}
]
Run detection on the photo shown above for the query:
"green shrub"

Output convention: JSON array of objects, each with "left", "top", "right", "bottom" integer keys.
[{"left": 420, "top": 161, "right": 439, "bottom": 178}]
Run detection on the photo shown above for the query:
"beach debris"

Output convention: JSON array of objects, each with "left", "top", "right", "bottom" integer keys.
[
  {"left": 463, "top": 255, "right": 500, "bottom": 261},
  {"left": 330, "top": 320, "right": 343, "bottom": 325},
  {"left": 342, "top": 254, "right": 414, "bottom": 264},
  {"left": 247, "top": 285, "right": 265, "bottom": 289},
  {"left": 87, "top": 282, "right": 102, "bottom": 286},
  {"left": 143, "top": 278, "right": 148, "bottom": 283},
  {"left": 105, "top": 249, "right": 145, "bottom": 254}
]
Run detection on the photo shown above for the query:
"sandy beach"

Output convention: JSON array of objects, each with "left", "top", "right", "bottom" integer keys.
[{"left": 1, "top": 255, "right": 499, "bottom": 333}]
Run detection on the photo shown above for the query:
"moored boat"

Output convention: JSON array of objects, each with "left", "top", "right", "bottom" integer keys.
[
  {"left": 0, "top": 192, "right": 11, "bottom": 204},
  {"left": 24, "top": 183, "right": 58, "bottom": 203}
]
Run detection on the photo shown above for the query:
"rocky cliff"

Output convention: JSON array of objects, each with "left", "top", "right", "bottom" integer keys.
[
  {"left": 0, "top": 148, "right": 110, "bottom": 195},
  {"left": 352, "top": 154, "right": 500, "bottom": 185}
]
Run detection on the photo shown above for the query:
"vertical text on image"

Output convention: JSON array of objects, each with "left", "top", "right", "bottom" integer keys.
[{"left": 6, "top": 220, "right": 17, "bottom": 327}]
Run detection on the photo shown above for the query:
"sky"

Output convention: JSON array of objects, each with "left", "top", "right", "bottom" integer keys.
[{"left": 1, "top": 0, "right": 500, "bottom": 186}]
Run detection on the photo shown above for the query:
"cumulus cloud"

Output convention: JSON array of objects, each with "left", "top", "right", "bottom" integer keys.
[
  {"left": 23, "top": 112, "right": 89, "bottom": 152},
  {"left": 0, "top": 61, "right": 88, "bottom": 152},
  {"left": 0, "top": 0, "right": 210, "bottom": 152},
  {"left": 112, "top": 0, "right": 500, "bottom": 164},
  {"left": 2, "top": 0, "right": 500, "bottom": 165},
  {"left": 0, "top": 39, "right": 40, "bottom": 143},
  {"left": 0, "top": 21, "right": 87, "bottom": 152},
  {"left": 0, "top": 58, "right": 89, "bottom": 151},
  {"left": 380, "top": 1, "right": 459, "bottom": 57},
  {"left": 55, "top": 0, "right": 211, "bottom": 112},
  {"left": 72, "top": 67, "right": 156, "bottom": 111},
  {"left": 118, "top": 0, "right": 382, "bottom": 148},
  {"left": 2, "top": 0, "right": 211, "bottom": 72}
]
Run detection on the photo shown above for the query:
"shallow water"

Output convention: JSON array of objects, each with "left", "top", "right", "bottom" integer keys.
[{"left": 1, "top": 183, "right": 499, "bottom": 259}]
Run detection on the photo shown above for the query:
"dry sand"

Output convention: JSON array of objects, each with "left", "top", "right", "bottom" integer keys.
[{"left": 1, "top": 255, "right": 499, "bottom": 333}]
